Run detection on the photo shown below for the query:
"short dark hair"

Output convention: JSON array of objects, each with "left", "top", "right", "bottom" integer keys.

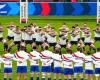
[
  {"left": 20, "top": 46, "right": 25, "bottom": 50},
  {"left": 77, "top": 48, "right": 81, "bottom": 51},
  {"left": 44, "top": 46, "right": 49, "bottom": 50},
  {"left": 32, "top": 46, "right": 37, "bottom": 50}
]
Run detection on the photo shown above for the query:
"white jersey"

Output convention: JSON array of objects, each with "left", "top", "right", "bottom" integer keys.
[
  {"left": 94, "top": 32, "right": 100, "bottom": 38},
  {"left": 70, "top": 35, "right": 79, "bottom": 42},
  {"left": 46, "top": 34, "right": 56, "bottom": 43},
  {"left": 35, "top": 32, "right": 43, "bottom": 42},
  {"left": 14, "top": 51, "right": 29, "bottom": 66},
  {"left": 52, "top": 54, "right": 62, "bottom": 67},
  {"left": 92, "top": 52, "right": 100, "bottom": 68},
  {"left": 59, "top": 34, "right": 68, "bottom": 45},
  {"left": 40, "top": 50, "right": 53, "bottom": 66},
  {"left": 29, "top": 50, "right": 41, "bottom": 66},
  {"left": 62, "top": 54, "right": 73, "bottom": 68},
  {"left": 73, "top": 51, "right": 85, "bottom": 67},
  {"left": 25, "top": 32, "right": 33, "bottom": 40},
  {"left": 14, "top": 32, "right": 21, "bottom": 41},
  {"left": 3, "top": 58, "right": 12, "bottom": 68},
  {"left": 8, "top": 28, "right": 15, "bottom": 37},
  {"left": 84, "top": 33, "right": 91, "bottom": 43},
  {"left": 84, "top": 55, "right": 93, "bottom": 70},
  {"left": 3, "top": 53, "right": 14, "bottom": 68}
]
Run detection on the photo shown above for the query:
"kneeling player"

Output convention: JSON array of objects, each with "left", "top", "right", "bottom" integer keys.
[{"left": 62, "top": 50, "right": 73, "bottom": 80}]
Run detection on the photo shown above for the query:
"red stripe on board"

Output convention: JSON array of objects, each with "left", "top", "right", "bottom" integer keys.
[{"left": 41, "top": 2, "right": 50, "bottom": 16}]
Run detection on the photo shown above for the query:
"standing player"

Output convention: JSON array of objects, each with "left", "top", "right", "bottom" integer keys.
[
  {"left": 70, "top": 29, "right": 79, "bottom": 45},
  {"left": 52, "top": 44, "right": 62, "bottom": 80},
  {"left": 40, "top": 45, "right": 53, "bottom": 80},
  {"left": 46, "top": 29, "right": 57, "bottom": 50},
  {"left": 59, "top": 29, "right": 68, "bottom": 49},
  {"left": 29, "top": 43, "right": 41, "bottom": 80},
  {"left": 3, "top": 50, "right": 14, "bottom": 80},
  {"left": 7, "top": 25, "right": 15, "bottom": 41},
  {"left": 72, "top": 48, "right": 85, "bottom": 80},
  {"left": 14, "top": 44, "right": 29, "bottom": 80},
  {"left": 93, "top": 25, "right": 100, "bottom": 41},
  {"left": 84, "top": 30, "right": 91, "bottom": 45},
  {"left": 25, "top": 26, "right": 34, "bottom": 45},
  {"left": 62, "top": 50, "right": 74, "bottom": 80},
  {"left": 62, "top": 50, "right": 73, "bottom": 80},
  {"left": 35, "top": 28, "right": 44, "bottom": 47},
  {"left": 84, "top": 52, "right": 94, "bottom": 80},
  {"left": 9, "top": 26, "right": 21, "bottom": 50},
  {"left": 92, "top": 48, "right": 100, "bottom": 80}
]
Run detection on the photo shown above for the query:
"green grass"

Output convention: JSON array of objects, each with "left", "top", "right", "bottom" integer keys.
[{"left": 0, "top": 16, "right": 100, "bottom": 80}]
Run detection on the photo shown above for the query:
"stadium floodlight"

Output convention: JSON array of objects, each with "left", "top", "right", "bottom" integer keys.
[
  {"left": 20, "top": 0, "right": 28, "bottom": 23},
  {"left": 97, "top": 0, "right": 100, "bottom": 24}
]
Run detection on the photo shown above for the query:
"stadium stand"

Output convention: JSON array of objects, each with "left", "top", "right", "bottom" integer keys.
[
  {"left": 0, "top": 0, "right": 97, "bottom": 2},
  {"left": 0, "top": 0, "right": 19, "bottom": 2}
]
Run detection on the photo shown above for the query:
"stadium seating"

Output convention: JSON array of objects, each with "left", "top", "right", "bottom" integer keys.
[
  {"left": 0, "top": 0, "right": 97, "bottom": 2},
  {"left": 0, "top": 0, "right": 19, "bottom": 2}
]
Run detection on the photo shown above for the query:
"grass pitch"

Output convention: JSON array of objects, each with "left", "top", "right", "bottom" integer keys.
[{"left": 0, "top": 16, "right": 99, "bottom": 80}]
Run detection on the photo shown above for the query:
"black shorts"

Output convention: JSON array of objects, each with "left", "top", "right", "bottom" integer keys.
[
  {"left": 70, "top": 41, "right": 77, "bottom": 45},
  {"left": 25, "top": 40, "right": 33, "bottom": 44},
  {"left": 32, "top": 38, "right": 36, "bottom": 42},
  {"left": 14, "top": 41, "right": 21, "bottom": 45},
  {"left": 81, "top": 37, "right": 85, "bottom": 42},
  {"left": 49, "top": 43, "right": 56, "bottom": 47},
  {"left": 7, "top": 36, "right": 14, "bottom": 40},
  {"left": 0, "top": 38, "right": 3, "bottom": 41},
  {"left": 84, "top": 43, "right": 91, "bottom": 46},
  {"left": 60, "top": 44, "right": 66, "bottom": 48},
  {"left": 36, "top": 41, "right": 43, "bottom": 45},
  {"left": 94, "top": 37, "right": 100, "bottom": 41}
]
